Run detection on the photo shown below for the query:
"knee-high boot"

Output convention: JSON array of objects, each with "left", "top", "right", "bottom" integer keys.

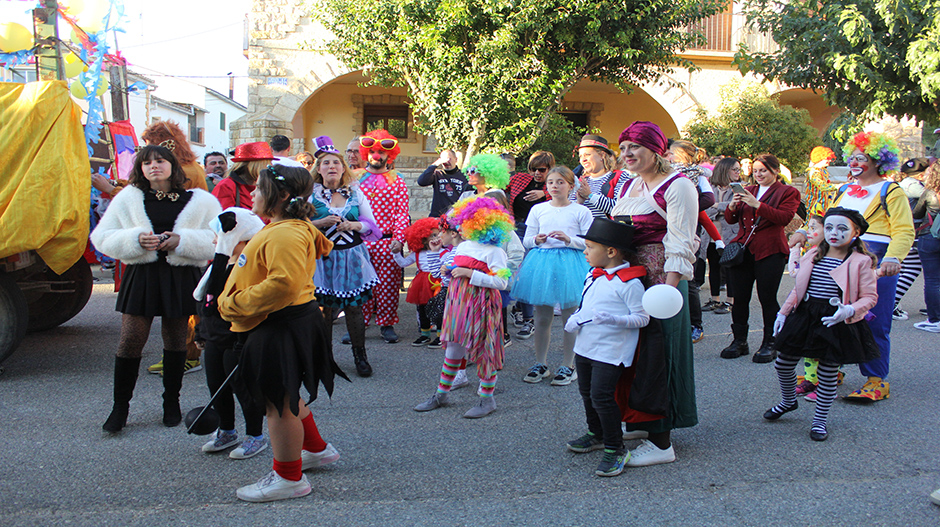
[
  {"left": 162, "top": 349, "right": 187, "bottom": 427},
  {"left": 103, "top": 356, "right": 141, "bottom": 433},
  {"left": 352, "top": 346, "right": 372, "bottom": 377}
]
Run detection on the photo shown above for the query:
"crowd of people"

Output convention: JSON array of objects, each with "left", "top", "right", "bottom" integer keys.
[{"left": 88, "top": 119, "right": 940, "bottom": 502}]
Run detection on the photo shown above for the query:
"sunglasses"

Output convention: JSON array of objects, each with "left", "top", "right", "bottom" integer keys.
[
  {"left": 531, "top": 167, "right": 548, "bottom": 173},
  {"left": 466, "top": 167, "right": 480, "bottom": 176},
  {"left": 359, "top": 137, "right": 398, "bottom": 150}
]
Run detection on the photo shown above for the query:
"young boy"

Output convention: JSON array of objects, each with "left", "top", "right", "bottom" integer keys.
[{"left": 563, "top": 218, "right": 650, "bottom": 477}]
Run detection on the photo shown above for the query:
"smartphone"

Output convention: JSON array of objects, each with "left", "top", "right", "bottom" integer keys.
[{"left": 730, "top": 182, "right": 746, "bottom": 194}]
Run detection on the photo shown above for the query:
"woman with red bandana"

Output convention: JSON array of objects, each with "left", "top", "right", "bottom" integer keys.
[
  {"left": 789, "top": 132, "right": 914, "bottom": 402},
  {"left": 357, "top": 130, "right": 410, "bottom": 343}
]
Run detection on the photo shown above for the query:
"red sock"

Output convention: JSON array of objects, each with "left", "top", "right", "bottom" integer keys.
[
  {"left": 301, "top": 413, "right": 327, "bottom": 453},
  {"left": 272, "top": 458, "right": 302, "bottom": 482},
  {"left": 459, "top": 358, "right": 467, "bottom": 369}
]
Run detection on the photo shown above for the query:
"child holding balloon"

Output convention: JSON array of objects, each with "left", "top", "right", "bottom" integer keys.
[{"left": 564, "top": 218, "right": 649, "bottom": 477}]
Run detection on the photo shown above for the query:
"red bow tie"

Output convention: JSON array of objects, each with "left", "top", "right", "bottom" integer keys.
[
  {"left": 591, "top": 266, "right": 647, "bottom": 282},
  {"left": 846, "top": 184, "right": 869, "bottom": 198}
]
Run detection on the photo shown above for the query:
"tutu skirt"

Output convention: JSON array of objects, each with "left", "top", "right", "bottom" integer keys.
[
  {"left": 442, "top": 276, "right": 503, "bottom": 378},
  {"left": 511, "top": 247, "right": 590, "bottom": 309},
  {"left": 406, "top": 270, "right": 440, "bottom": 305},
  {"left": 234, "top": 301, "right": 349, "bottom": 417},
  {"left": 314, "top": 244, "right": 380, "bottom": 308},
  {"left": 115, "top": 258, "right": 201, "bottom": 317},
  {"left": 775, "top": 297, "right": 880, "bottom": 364}
]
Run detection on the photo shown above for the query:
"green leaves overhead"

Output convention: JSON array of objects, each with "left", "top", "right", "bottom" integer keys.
[
  {"left": 734, "top": 0, "right": 940, "bottom": 125},
  {"left": 311, "top": 0, "right": 722, "bottom": 158}
]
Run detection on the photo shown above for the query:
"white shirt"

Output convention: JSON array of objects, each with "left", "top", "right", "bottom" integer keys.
[
  {"left": 838, "top": 181, "right": 891, "bottom": 244},
  {"left": 572, "top": 264, "right": 649, "bottom": 366},
  {"left": 522, "top": 201, "right": 594, "bottom": 250}
]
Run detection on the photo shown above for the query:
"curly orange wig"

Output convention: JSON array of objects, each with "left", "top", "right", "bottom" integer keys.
[
  {"left": 141, "top": 120, "right": 197, "bottom": 166},
  {"left": 359, "top": 129, "right": 401, "bottom": 164},
  {"left": 403, "top": 217, "right": 440, "bottom": 252}
]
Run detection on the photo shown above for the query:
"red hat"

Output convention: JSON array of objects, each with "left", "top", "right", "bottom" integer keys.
[
  {"left": 231, "top": 142, "right": 275, "bottom": 162},
  {"left": 618, "top": 121, "right": 668, "bottom": 157}
]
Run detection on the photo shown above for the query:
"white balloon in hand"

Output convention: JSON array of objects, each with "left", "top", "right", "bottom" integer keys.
[{"left": 642, "top": 284, "right": 683, "bottom": 319}]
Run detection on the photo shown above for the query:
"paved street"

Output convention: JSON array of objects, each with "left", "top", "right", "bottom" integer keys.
[{"left": 1, "top": 269, "right": 939, "bottom": 526}]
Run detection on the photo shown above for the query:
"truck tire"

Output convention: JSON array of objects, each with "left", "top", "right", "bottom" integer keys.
[
  {"left": 26, "top": 261, "right": 94, "bottom": 333},
  {"left": 0, "top": 273, "right": 28, "bottom": 364}
]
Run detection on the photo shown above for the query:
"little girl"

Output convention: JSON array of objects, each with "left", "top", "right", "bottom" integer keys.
[
  {"left": 764, "top": 207, "right": 880, "bottom": 441},
  {"left": 392, "top": 217, "right": 445, "bottom": 346},
  {"left": 413, "top": 195, "right": 513, "bottom": 418},
  {"left": 218, "top": 164, "right": 348, "bottom": 502},
  {"left": 511, "top": 166, "right": 594, "bottom": 386}
]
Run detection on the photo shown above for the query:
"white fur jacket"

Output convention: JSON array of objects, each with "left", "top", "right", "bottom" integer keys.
[{"left": 90, "top": 186, "right": 221, "bottom": 266}]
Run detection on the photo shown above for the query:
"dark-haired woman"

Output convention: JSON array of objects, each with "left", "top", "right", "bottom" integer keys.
[
  {"left": 91, "top": 145, "right": 221, "bottom": 433},
  {"left": 721, "top": 153, "right": 800, "bottom": 363},
  {"left": 218, "top": 164, "right": 348, "bottom": 503}
]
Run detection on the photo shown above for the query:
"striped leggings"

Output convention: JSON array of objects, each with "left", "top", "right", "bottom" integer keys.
[
  {"left": 894, "top": 245, "right": 921, "bottom": 308},
  {"left": 773, "top": 354, "right": 839, "bottom": 434}
]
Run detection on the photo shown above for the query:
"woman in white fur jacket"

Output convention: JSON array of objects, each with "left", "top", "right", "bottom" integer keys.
[{"left": 90, "top": 145, "right": 221, "bottom": 433}]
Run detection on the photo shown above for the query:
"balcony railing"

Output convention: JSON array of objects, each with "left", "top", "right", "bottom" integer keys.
[{"left": 686, "top": 11, "right": 777, "bottom": 54}]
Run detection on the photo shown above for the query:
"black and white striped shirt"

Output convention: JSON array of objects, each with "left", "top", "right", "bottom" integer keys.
[{"left": 807, "top": 256, "right": 843, "bottom": 300}]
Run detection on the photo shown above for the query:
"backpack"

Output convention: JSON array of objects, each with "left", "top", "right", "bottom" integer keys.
[{"left": 835, "top": 181, "right": 899, "bottom": 219}]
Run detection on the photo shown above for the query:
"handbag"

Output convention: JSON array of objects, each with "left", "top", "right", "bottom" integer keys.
[{"left": 720, "top": 219, "right": 758, "bottom": 267}]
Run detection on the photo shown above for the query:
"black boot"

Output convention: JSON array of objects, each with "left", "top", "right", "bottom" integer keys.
[
  {"left": 103, "top": 356, "right": 141, "bottom": 433},
  {"left": 352, "top": 346, "right": 372, "bottom": 377},
  {"left": 162, "top": 350, "right": 187, "bottom": 426},
  {"left": 720, "top": 323, "right": 749, "bottom": 359},
  {"left": 753, "top": 336, "right": 776, "bottom": 363}
]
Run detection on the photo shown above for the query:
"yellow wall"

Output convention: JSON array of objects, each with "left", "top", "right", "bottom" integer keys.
[{"left": 563, "top": 86, "right": 679, "bottom": 143}]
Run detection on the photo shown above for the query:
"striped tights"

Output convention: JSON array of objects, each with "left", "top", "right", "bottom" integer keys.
[
  {"left": 773, "top": 354, "right": 840, "bottom": 434},
  {"left": 436, "top": 342, "right": 497, "bottom": 397},
  {"left": 894, "top": 246, "right": 921, "bottom": 308}
]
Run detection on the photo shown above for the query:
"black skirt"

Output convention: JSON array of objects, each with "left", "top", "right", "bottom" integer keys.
[
  {"left": 234, "top": 301, "right": 349, "bottom": 417},
  {"left": 115, "top": 257, "right": 201, "bottom": 317},
  {"left": 775, "top": 297, "right": 880, "bottom": 364}
]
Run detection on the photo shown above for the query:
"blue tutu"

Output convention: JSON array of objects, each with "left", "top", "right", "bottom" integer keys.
[
  {"left": 511, "top": 247, "right": 590, "bottom": 309},
  {"left": 314, "top": 244, "right": 380, "bottom": 307}
]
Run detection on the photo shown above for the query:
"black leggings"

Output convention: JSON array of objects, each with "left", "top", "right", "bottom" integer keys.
[
  {"left": 417, "top": 304, "right": 431, "bottom": 330},
  {"left": 204, "top": 338, "right": 264, "bottom": 436},
  {"left": 730, "top": 250, "right": 786, "bottom": 340},
  {"left": 321, "top": 305, "right": 366, "bottom": 348}
]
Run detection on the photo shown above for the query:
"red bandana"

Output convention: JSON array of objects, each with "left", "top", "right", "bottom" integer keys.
[
  {"left": 591, "top": 265, "right": 647, "bottom": 282},
  {"left": 846, "top": 184, "right": 869, "bottom": 198}
]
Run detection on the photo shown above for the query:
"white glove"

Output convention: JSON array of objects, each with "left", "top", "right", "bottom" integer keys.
[
  {"left": 211, "top": 207, "right": 265, "bottom": 256},
  {"left": 772, "top": 313, "right": 787, "bottom": 336},
  {"left": 593, "top": 310, "right": 627, "bottom": 326},
  {"left": 821, "top": 298, "right": 855, "bottom": 327},
  {"left": 564, "top": 315, "right": 581, "bottom": 333},
  {"left": 715, "top": 239, "right": 725, "bottom": 250}
]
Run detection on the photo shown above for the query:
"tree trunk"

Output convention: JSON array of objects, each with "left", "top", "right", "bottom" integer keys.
[{"left": 461, "top": 119, "right": 486, "bottom": 167}]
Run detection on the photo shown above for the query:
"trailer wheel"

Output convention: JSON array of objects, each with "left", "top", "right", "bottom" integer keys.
[
  {"left": 0, "top": 273, "right": 28, "bottom": 364},
  {"left": 26, "top": 261, "right": 94, "bottom": 332}
]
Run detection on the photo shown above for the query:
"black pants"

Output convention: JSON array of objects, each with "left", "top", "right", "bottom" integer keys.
[
  {"left": 204, "top": 338, "right": 264, "bottom": 436},
  {"left": 704, "top": 242, "right": 730, "bottom": 297},
  {"left": 689, "top": 258, "right": 704, "bottom": 328},
  {"left": 575, "top": 354, "right": 626, "bottom": 453},
  {"left": 417, "top": 304, "right": 431, "bottom": 330},
  {"left": 730, "top": 250, "right": 786, "bottom": 341}
]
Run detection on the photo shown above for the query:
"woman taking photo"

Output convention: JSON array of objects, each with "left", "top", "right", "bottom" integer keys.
[
  {"left": 608, "top": 121, "right": 699, "bottom": 467},
  {"left": 720, "top": 153, "right": 800, "bottom": 363},
  {"left": 309, "top": 137, "right": 381, "bottom": 377},
  {"left": 91, "top": 145, "right": 220, "bottom": 432}
]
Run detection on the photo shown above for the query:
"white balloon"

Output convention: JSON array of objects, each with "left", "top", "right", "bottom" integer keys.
[{"left": 642, "top": 284, "right": 683, "bottom": 319}]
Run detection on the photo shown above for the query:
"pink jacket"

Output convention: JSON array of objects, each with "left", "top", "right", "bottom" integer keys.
[{"left": 779, "top": 247, "right": 878, "bottom": 324}]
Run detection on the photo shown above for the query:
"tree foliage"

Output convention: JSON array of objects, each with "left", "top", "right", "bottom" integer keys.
[
  {"left": 734, "top": 0, "right": 940, "bottom": 125},
  {"left": 311, "top": 0, "right": 721, "bottom": 161},
  {"left": 684, "top": 82, "right": 819, "bottom": 170}
]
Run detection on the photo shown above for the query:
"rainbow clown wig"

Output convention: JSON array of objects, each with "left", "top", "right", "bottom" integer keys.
[
  {"left": 447, "top": 195, "right": 513, "bottom": 247},
  {"left": 465, "top": 154, "right": 510, "bottom": 190},
  {"left": 403, "top": 217, "right": 440, "bottom": 252},
  {"left": 842, "top": 131, "right": 901, "bottom": 176}
]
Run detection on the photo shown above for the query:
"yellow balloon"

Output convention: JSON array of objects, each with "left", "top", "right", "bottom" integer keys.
[
  {"left": 96, "top": 79, "right": 109, "bottom": 96},
  {"left": 63, "top": 53, "right": 87, "bottom": 78},
  {"left": 61, "top": 0, "right": 85, "bottom": 16},
  {"left": 0, "top": 22, "right": 33, "bottom": 53},
  {"left": 78, "top": 0, "right": 110, "bottom": 34},
  {"left": 70, "top": 81, "right": 89, "bottom": 99}
]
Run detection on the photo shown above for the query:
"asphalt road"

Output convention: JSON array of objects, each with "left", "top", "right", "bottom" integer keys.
[{"left": 1, "top": 268, "right": 939, "bottom": 526}]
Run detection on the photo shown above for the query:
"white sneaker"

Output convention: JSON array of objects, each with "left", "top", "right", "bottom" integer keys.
[
  {"left": 236, "top": 471, "right": 311, "bottom": 503},
  {"left": 229, "top": 435, "right": 269, "bottom": 459},
  {"left": 201, "top": 429, "right": 238, "bottom": 453},
  {"left": 550, "top": 366, "right": 577, "bottom": 386},
  {"left": 300, "top": 443, "right": 340, "bottom": 471},
  {"left": 622, "top": 426, "right": 650, "bottom": 440},
  {"left": 914, "top": 320, "right": 940, "bottom": 333},
  {"left": 625, "top": 439, "right": 677, "bottom": 467},
  {"left": 451, "top": 369, "right": 470, "bottom": 390}
]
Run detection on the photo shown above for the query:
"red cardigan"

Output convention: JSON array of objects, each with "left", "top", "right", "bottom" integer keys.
[{"left": 724, "top": 181, "right": 800, "bottom": 261}]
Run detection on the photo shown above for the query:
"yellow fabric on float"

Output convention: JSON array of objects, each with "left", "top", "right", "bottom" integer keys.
[{"left": 0, "top": 81, "right": 91, "bottom": 274}]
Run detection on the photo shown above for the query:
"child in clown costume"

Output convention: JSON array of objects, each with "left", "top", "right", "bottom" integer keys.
[
  {"left": 392, "top": 217, "right": 445, "bottom": 346},
  {"left": 357, "top": 130, "right": 411, "bottom": 343},
  {"left": 413, "top": 195, "right": 514, "bottom": 418}
]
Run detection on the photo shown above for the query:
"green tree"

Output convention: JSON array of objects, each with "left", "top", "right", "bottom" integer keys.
[
  {"left": 684, "top": 82, "right": 819, "bottom": 170},
  {"left": 310, "top": 0, "right": 721, "bottom": 162},
  {"left": 734, "top": 0, "right": 940, "bottom": 125}
]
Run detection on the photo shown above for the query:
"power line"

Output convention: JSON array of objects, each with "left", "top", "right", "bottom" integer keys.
[{"left": 121, "top": 21, "right": 243, "bottom": 49}]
